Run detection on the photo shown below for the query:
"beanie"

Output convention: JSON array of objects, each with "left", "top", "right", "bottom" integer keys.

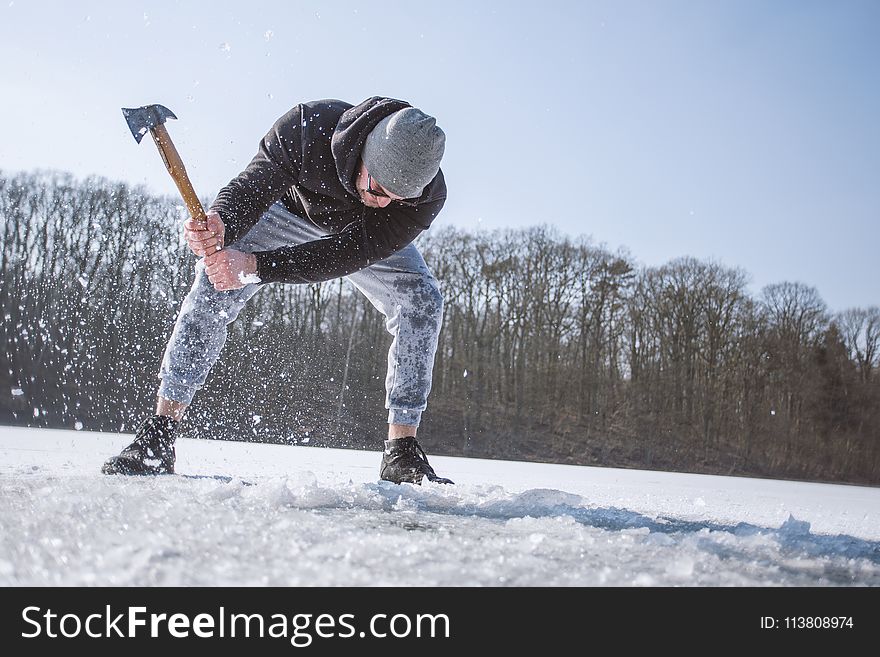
[{"left": 362, "top": 108, "right": 445, "bottom": 199}]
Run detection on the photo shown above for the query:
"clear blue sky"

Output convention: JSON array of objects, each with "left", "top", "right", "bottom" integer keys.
[{"left": 2, "top": 0, "right": 878, "bottom": 311}]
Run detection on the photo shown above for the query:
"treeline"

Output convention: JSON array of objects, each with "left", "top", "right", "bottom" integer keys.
[{"left": 1, "top": 171, "right": 878, "bottom": 484}]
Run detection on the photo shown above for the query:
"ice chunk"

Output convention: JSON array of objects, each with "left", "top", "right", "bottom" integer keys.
[{"left": 239, "top": 272, "right": 261, "bottom": 285}]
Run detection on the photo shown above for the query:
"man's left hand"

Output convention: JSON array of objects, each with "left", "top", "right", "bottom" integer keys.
[{"left": 204, "top": 248, "right": 259, "bottom": 291}]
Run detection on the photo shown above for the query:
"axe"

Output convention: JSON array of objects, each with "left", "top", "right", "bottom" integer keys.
[{"left": 121, "top": 104, "right": 206, "bottom": 226}]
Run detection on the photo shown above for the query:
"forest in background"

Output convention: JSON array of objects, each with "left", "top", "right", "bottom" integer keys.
[{"left": 2, "top": 171, "right": 878, "bottom": 484}]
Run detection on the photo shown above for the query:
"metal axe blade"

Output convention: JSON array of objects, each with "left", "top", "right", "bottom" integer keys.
[{"left": 122, "top": 104, "right": 178, "bottom": 143}]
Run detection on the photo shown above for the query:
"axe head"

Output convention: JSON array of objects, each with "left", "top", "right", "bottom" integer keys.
[{"left": 121, "top": 104, "right": 177, "bottom": 143}]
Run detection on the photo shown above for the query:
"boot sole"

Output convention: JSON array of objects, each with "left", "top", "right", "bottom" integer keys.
[{"left": 101, "top": 457, "right": 173, "bottom": 476}]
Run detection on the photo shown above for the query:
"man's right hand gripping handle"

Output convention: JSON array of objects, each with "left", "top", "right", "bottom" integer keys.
[{"left": 184, "top": 211, "right": 226, "bottom": 258}]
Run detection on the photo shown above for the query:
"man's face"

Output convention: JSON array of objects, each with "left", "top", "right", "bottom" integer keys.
[{"left": 356, "top": 160, "right": 407, "bottom": 209}]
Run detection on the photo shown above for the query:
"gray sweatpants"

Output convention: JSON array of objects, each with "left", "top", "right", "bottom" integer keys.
[{"left": 158, "top": 202, "right": 444, "bottom": 427}]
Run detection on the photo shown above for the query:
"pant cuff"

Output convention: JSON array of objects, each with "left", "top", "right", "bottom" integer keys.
[{"left": 388, "top": 408, "right": 421, "bottom": 426}]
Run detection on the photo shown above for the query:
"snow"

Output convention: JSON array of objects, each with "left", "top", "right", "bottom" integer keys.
[
  {"left": 238, "top": 271, "right": 261, "bottom": 285},
  {"left": 0, "top": 426, "right": 878, "bottom": 587}
]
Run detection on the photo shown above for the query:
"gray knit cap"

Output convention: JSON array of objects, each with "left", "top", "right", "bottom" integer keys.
[{"left": 362, "top": 108, "right": 445, "bottom": 199}]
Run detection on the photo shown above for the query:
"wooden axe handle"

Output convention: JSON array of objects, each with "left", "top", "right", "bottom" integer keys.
[{"left": 150, "top": 123, "right": 207, "bottom": 225}]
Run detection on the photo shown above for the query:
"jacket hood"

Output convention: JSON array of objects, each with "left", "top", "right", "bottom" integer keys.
[{"left": 331, "top": 96, "right": 411, "bottom": 197}]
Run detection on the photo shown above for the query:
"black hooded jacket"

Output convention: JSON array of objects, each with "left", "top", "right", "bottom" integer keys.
[{"left": 209, "top": 97, "right": 447, "bottom": 284}]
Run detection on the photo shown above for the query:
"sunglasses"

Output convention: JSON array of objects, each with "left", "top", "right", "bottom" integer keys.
[
  {"left": 366, "top": 172, "right": 391, "bottom": 199},
  {"left": 365, "top": 172, "right": 419, "bottom": 206}
]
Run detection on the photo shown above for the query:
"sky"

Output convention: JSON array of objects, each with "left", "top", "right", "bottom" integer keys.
[
  {"left": 1, "top": 0, "right": 878, "bottom": 311},
  {"left": 2, "top": 426, "right": 879, "bottom": 586}
]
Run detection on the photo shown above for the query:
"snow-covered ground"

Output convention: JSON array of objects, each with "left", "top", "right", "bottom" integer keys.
[{"left": 1, "top": 426, "right": 878, "bottom": 586}]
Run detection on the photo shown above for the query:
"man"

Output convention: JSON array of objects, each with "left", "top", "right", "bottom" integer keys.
[{"left": 102, "top": 96, "right": 452, "bottom": 485}]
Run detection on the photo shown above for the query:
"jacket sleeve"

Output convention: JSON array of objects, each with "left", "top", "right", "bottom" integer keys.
[
  {"left": 209, "top": 106, "right": 303, "bottom": 245},
  {"left": 253, "top": 198, "right": 445, "bottom": 284}
]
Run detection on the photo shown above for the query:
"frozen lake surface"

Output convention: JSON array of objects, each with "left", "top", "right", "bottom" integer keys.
[{"left": 1, "top": 426, "right": 878, "bottom": 586}]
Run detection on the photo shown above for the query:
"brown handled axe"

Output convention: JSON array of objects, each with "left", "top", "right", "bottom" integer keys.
[{"left": 122, "top": 104, "right": 206, "bottom": 226}]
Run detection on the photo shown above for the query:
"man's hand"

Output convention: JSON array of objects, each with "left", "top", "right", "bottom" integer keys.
[
  {"left": 205, "top": 248, "right": 259, "bottom": 291},
  {"left": 185, "top": 211, "right": 225, "bottom": 257}
]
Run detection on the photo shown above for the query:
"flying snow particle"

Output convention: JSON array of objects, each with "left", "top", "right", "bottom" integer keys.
[
  {"left": 253, "top": 414, "right": 261, "bottom": 425},
  {"left": 463, "top": 369, "right": 468, "bottom": 378},
  {"left": 74, "top": 421, "right": 83, "bottom": 431},
  {"left": 11, "top": 388, "right": 23, "bottom": 396},
  {"left": 252, "top": 320, "right": 264, "bottom": 327},
  {"left": 219, "top": 42, "right": 231, "bottom": 52},
  {"left": 264, "top": 30, "right": 274, "bottom": 41}
]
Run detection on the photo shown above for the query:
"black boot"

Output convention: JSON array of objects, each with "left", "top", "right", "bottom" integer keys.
[
  {"left": 380, "top": 437, "right": 453, "bottom": 485},
  {"left": 102, "top": 415, "right": 177, "bottom": 475}
]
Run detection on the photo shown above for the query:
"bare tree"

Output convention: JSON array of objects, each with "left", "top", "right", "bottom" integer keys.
[{"left": 836, "top": 307, "right": 880, "bottom": 382}]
